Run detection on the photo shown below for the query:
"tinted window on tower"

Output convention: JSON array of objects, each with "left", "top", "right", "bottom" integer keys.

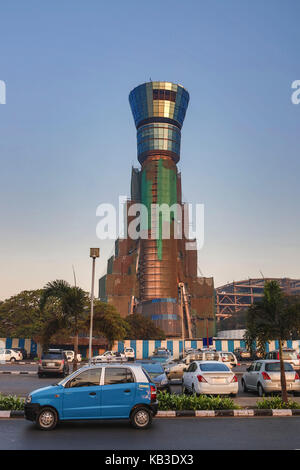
[{"left": 153, "top": 89, "right": 176, "bottom": 102}]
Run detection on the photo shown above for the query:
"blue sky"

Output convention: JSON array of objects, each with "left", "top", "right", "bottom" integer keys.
[{"left": 0, "top": 0, "right": 299, "bottom": 299}]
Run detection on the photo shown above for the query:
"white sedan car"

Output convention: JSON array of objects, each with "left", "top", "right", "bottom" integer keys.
[
  {"left": 0, "top": 348, "right": 22, "bottom": 362},
  {"left": 183, "top": 361, "right": 238, "bottom": 396},
  {"left": 92, "top": 350, "right": 127, "bottom": 363}
]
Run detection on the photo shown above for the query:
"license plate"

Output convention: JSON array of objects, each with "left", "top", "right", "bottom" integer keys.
[
  {"left": 212, "top": 378, "right": 226, "bottom": 384},
  {"left": 47, "top": 363, "right": 55, "bottom": 367}
]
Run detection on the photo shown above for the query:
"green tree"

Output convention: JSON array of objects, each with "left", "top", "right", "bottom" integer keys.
[
  {"left": 40, "top": 280, "right": 88, "bottom": 370},
  {"left": 87, "top": 301, "right": 129, "bottom": 350},
  {"left": 245, "top": 281, "right": 300, "bottom": 402},
  {"left": 0, "top": 289, "right": 57, "bottom": 338},
  {"left": 125, "top": 313, "right": 166, "bottom": 340}
]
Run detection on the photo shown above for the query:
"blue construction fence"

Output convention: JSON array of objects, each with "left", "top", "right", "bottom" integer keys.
[
  {"left": 1, "top": 337, "right": 299, "bottom": 360},
  {"left": 0, "top": 338, "right": 38, "bottom": 357},
  {"left": 113, "top": 338, "right": 300, "bottom": 360}
]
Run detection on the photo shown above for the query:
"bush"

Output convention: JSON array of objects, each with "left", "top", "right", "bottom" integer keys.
[
  {"left": 0, "top": 394, "right": 24, "bottom": 411},
  {"left": 157, "top": 391, "right": 239, "bottom": 410},
  {"left": 256, "top": 396, "right": 300, "bottom": 409}
]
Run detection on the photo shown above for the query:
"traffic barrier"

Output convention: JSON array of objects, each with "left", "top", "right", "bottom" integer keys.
[{"left": 1, "top": 409, "right": 300, "bottom": 418}]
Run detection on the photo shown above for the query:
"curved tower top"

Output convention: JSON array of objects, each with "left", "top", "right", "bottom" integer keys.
[{"left": 129, "top": 81, "right": 189, "bottom": 164}]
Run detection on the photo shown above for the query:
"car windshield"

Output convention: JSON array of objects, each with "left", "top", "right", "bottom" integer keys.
[
  {"left": 42, "top": 353, "right": 62, "bottom": 360},
  {"left": 265, "top": 362, "right": 294, "bottom": 372},
  {"left": 199, "top": 363, "right": 230, "bottom": 372}
]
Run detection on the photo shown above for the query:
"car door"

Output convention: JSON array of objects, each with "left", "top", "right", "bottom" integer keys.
[
  {"left": 244, "top": 363, "right": 256, "bottom": 389},
  {"left": 0, "top": 349, "right": 5, "bottom": 361},
  {"left": 190, "top": 363, "right": 199, "bottom": 389},
  {"left": 101, "top": 367, "right": 136, "bottom": 418},
  {"left": 184, "top": 363, "right": 195, "bottom": 390},
  {"left": 5, "top": 349, "right": 11, "bottom": 361},
  {"left": 253, "top": 362, "right": 263, "bottom": 388},
  {"left": 62, "top": 368, "right": 102, "bottom": 419}
]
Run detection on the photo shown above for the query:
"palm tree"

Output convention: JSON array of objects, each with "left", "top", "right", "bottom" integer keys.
[
  {"left": 245, "top": 281, "right": 300, "bottom": 403},
  {"left": 40, "top": 280, "right": 87, "bottom": 371},
  {"left": 88, "top": 301, "right": 129, "bottom": 349}
]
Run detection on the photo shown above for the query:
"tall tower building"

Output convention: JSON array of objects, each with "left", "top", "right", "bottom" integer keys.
[{"left": 99, "top": 81, "right": 215, "bottom": 339}]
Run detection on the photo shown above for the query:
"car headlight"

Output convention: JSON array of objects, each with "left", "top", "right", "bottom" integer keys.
[{"left": 25, "top": 395, "right": 32, "bottom": 404}]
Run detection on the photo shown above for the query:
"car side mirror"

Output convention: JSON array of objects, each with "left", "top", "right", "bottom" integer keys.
[
  {"left": 246, "top": 367, "right": 251, "bottom": 372},
  {"left": 183, "top": 367, "right": 187, "bottom": 372}
]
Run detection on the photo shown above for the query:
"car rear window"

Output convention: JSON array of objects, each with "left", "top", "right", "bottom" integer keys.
[
  {"left": 42, "top": 353, "right": 63, "bottom": 360},
  {"left": 265, "top": 362, "right": 294, "bottom": 372},
  {"left": 104, "top": 367, "right": 134, "bottom": 385},
  {"left": 199, "top": 363, "right": 230, "bottom": 372},
  {"left": 141, "top": 363, "right": 164, "bottom": 374},
  {"left": 282, "top": 351, "right": 297, "bottom": 359}
]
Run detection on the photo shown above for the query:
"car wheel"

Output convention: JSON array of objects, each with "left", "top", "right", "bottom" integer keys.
[
  {"left": 38, "top": 373, "right": 44, "bottom": 378},
  {"left": 257, "top": 383, "right": 265, "bottom": 397},
  {"left": 192, "top": 384, "right": 196, "bottom": 395},
  {"left": 183, "top": 384, "right": 189, "bottom": 395},
  {"left": 36, "top": 407, "right": 58, "bottom": 431},
  {"left": 10, "top": 357, "right": 16, "bottom": 363},
  {"left": 230, "top": 393, "right": 237, "bottom": 397},
  {"left": 130, "top": 407, "right": 152, "bottom": 429},
  {"left": 242, "top": 379, "right": 248, "bottom": 393}
]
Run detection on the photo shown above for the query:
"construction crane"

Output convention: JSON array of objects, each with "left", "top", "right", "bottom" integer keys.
[{"left": 178, "top": 282, "right": 192, "bottom": 339}]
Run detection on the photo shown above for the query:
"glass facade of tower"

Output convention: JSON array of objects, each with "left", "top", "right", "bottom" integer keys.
[{"left": 129, "top": 81, "right": 190, "bottom": 164}]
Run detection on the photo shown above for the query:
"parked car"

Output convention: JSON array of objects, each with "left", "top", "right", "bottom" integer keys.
[
  {"left": 92, "top": 351, "right": 126, "bottom": 363},
  {"left": 149, "top": 352, "right": 173, "bottom": 366},
  {"left": 234, "top": 348, "right": 251, "bottom": 361},
  {"left": 183, "top": 361, "right": 238, "bottom": 396},
  {"left": 167, "top": 351, "right": 221, "bottom": 381},
  {"left": 241, "top": 360, "right": 300, "bottom": 397},
  {"left": 11, "top": 347, "right": 27, "bottom": 360},
  {"left": 153, "top": 347, "right": 172, "bottom": 356},
  {"left": 167, "top": 359, "right": 189, "bottom": 381},
  {"left": 136, "top": 360, "right": 169, "bottom": 391},
  {"left": 179, "top": 347, "right": 196, "bottom": 360},
  {"left": 265, "top": 349, "right": 300, "bottom": 369},
  {"left": 123, "top": 347, "right": 135, "bottom": 361},
  {"left": 219, "top": 351, "right": 238, "bottom": 368},
  {"left": 63, "top": 350, "right": 82, "bottom": 363},
  {"left": 38, "top": 349, "right": 69, "bottom": 378},
  {"left": 0, "top": 348, "right": 22, "bottom": 362},
  {"left": 24, "top": 363, "right": 158, "bottom": 430}
]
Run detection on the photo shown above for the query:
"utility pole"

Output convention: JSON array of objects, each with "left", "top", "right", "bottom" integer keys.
[
  {"left": 89, "top": 248, "right": 100, "bottom": 363},
  {"left": 206, "top": 317, "right": 209, "bottom": 348}
]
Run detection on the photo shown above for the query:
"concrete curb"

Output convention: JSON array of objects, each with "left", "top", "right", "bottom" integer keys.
[
  {"left": 0, "top": 371, "right": 37, "bottom": 375},
  {"left": 155, "top": 409, "right": 299, "bottom": 418},
  {"left": 1, "top": 409, "right": 300, "bottom": 419}
]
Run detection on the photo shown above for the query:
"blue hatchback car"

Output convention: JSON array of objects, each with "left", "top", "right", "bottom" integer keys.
[{"left": 24, "top": 364, "right": 158, "bottom": 430}]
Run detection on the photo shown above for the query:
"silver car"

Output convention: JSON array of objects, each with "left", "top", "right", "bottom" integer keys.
[
  {"left": 241, "top": 360, "right": 300, "bottom": 397},
  {"left": 265, "top": 349, "right": 300, "bottom": 369}
]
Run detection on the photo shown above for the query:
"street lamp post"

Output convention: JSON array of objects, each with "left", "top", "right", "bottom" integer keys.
[{"left": 89, "top": 248, "right": 100, "bottom": 363}]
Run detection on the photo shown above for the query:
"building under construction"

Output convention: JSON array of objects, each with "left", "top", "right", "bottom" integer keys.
[
  {"left": 99, "top": 81, "right": 215, "bottom": 338},
  {"left": 216, "top": 277, "right": 300, "bottom": 322}
]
